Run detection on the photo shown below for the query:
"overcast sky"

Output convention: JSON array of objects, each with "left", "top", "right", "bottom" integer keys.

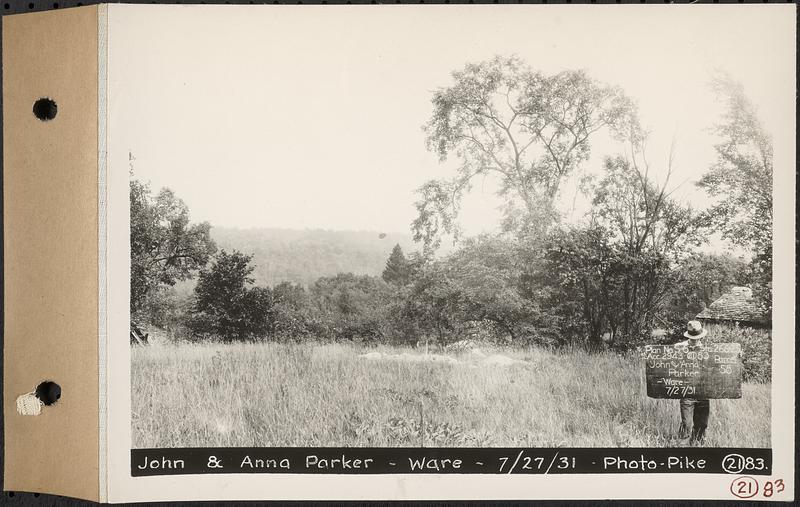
[{"left": 109, "top": 4, "right": 794, "bottom": 250}]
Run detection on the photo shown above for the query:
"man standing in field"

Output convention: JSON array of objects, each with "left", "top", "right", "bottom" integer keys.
[{"left": 675, "top": 320, "right": 710, "bottom": 445}]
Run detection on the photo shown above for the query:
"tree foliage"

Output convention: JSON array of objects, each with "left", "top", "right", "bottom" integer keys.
[
  {"left": 592, "top": 155, "right": 700, "bottom": 257},
  {"left": 389, "top": 236, "right": 549, "bottom": 346},
  {"left": 271, "top": 282, "right": 319, "bottom": 340},
  {"left": 414, "top": 55, "right": 640, "bottom": 250},
  {"left": 311, "top": 273, "right": 394, "bottom": 342},
  {"left": 445, "top": 235, "right": 545, "bottom": 343},
  {"left": 540, "top": 225, "right": 618, "bottom": 347},
  {"left": 697, "top": 74, "right": 773, "bottom": 313},
  {"left": 188, "top": 250, "right": 274, "bottom": 341},
  {"left": 137, "top": 286, "right": 193, "bottom": 338},
  {"left": 382, "top": 244, "right": 412, "bottom": 285},
  {"left": 130, "top": 179, "right": 216, "bottom": 324},
  {"left": 541, "top": 150, "right": 701, "bottom": 349},
  {"left": 399, "top": 258, "right": 463, "bottom": 344}
]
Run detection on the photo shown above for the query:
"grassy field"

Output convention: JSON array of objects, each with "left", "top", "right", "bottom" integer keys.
[{"left": 131, "top": 341, "right": 770, "bottom": 448}]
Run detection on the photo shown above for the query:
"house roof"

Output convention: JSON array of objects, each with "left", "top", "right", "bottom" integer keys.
[{"left": 696, "top": 286, "right": 768, "bottom": 324}]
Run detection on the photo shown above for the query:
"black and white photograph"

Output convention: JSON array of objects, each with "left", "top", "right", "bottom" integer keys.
[{"left": 123, "top": 5, "right": 789, "bottom": 453}]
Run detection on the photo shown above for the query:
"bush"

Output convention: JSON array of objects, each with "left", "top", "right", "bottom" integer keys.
[
  {"left": 188, "top": 250, "right": 275, "bottom": 341},
  {"left": 311, "top": 273, "right": 394, "bottom": 342},
  {"left": 271, "top": 282, "right": 322, "bottom": 341}
]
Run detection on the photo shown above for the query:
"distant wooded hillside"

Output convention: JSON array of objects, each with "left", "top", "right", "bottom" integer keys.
[{"left": 210, "top": 227, "right": 418, "bottom": 287}]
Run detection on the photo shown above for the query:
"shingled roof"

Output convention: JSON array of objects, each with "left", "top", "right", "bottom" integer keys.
[{"left": 696, "top": 286, "right": 769, "bottom": 324}]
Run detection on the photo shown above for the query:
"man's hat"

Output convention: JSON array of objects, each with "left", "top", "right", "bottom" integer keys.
[{"left": 684, "top": 320, "right": 707, "bottom": 339}]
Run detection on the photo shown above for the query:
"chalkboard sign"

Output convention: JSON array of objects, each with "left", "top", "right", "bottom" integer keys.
[{"left": 642, "top": 343, "right": 743, "bottom": 399}]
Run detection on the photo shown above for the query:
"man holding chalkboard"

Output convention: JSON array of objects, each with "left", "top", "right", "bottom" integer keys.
[
  {"left": 644, "top": 321, "right": 744, "bottom": 444},
  {"left": 675, "top": 321, "right": 710, "bottom": 444}
]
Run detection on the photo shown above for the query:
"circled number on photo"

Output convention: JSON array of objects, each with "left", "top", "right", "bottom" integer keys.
[{"left": 722, "top": 454, "right": 767, "bottom": 474}]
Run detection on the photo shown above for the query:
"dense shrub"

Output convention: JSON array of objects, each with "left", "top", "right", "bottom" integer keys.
[
  {"left": 187, "top": 250, "right": 275, "bottom": 341},
  {"left": 271, "top": 282, "right": 323, "bottom": 341},
  {"left": 311, "top": 273, "right": 394, "bottom": 342},
  {"left": 539, "top": 226, "right": 677, "bottom": 351}
]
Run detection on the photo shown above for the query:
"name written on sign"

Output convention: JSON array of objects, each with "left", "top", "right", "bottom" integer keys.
[{"left": 641, "top": 343, "right": 743, "bottom": 399}]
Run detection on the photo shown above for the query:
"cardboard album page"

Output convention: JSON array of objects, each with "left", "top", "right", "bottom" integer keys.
[
  {"left": 5, "top": 3, "right": 797, "bottom": 502},
  {"left": 3, "top": 6, "right": 101, "bottom": 502}
]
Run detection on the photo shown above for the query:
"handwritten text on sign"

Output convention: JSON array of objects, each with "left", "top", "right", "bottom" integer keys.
[{"left": 642, "top": 343, "right": 742, "bottom": 399}]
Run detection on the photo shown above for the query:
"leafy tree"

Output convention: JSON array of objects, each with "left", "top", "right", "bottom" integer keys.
[
  {"left": 540, "top": 225, "right": 618, "bottom": 347},
  {"left": 595, "top": 148, "right": 700, "bottom": 343},
  {"left": 188, "top": 250, "right": 274, "bottom": 341},
  {"left": 592, "top": 154, "right": 700, "bottom": 257},
  {"left": 391, "top": 236, "right": 551, "bottom": 346},
  {"left": 542, "top": 149, "right": 701, "bottom": 349},
  {"left": 311, "top": 273, "right": 393, "bottom": 341},
  {"left": 414, "top": 56, "right": 639, "bottom": 250},
  {"left": 400, "top": 259, "right": 464, "bottom": 345},
  {"left": 697, "top": 74, "right": 773, "bottom": 313},
  {"left": 445, "top": 235, "right": 545, "bottom": 343},
  {"left": 382, "top": 244, "right": 411, "bottom": 285},
  {"left": 130, "top": 179, "right": 216, "bottom": 324}
]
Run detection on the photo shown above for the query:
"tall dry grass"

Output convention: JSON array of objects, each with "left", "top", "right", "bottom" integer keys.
[{"left": 132, "top": 341, "right": 770, "bottom": 448}]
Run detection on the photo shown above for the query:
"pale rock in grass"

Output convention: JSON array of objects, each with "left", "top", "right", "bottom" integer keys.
[
  {"left": 424, "top": 354, "right": 458, "bottom": 365},
  {"left": 446, "top": 339, "right": 483, "bottom": 352},
  {"left": 481, "top": 354, "right": 525, "bottom": 366},
  {"left": 358, "top": 351, "right": 458, "bottom": 364},
  {"left": 470, "top": 348, "right": 487, "bottom": 359},
  {"left": 398, "top": 352, "right": 457, "bottom": 364}
]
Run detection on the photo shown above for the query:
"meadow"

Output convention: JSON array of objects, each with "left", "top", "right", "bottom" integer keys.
[{"left": 131, "top": 341, "right": 770, "bottom": 449}]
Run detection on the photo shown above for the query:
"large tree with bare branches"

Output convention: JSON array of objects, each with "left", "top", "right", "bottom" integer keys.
[{"left": 413, "top": 56, "right": 640, "bottom": 250}]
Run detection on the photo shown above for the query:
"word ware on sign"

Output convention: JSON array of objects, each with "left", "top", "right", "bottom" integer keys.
[{"left": 642, "top": 343, "right": 743, "bottom": 399}]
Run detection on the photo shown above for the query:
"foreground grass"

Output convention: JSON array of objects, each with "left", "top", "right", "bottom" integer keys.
[{"left": 132, "top": 341, "right": 770, "bottom": 448}]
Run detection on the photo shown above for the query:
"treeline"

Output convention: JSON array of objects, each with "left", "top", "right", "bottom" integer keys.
[
  {"left": 135, "top": 203, "right": 754, "bottom": 350},
  {"left": 210, "top": 227, "right": 416, "bottom": 287}
]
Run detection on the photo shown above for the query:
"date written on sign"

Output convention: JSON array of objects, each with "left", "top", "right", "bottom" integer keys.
[{"left": 641, "top": 343, "right": 743, "bottom": 399}]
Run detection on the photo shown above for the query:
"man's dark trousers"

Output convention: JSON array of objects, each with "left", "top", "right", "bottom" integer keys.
[{"left": 679, "top": 398, "right": 710, "bottom": 444}]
